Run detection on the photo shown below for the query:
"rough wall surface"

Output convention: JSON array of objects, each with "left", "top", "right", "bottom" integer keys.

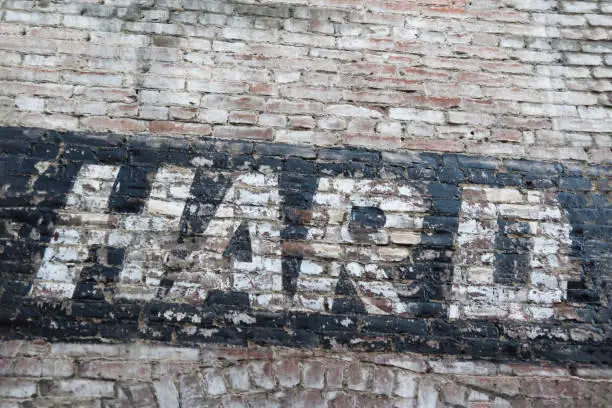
[
  {"left": 1, "top": 340, "right": 612, "bottom": 408},
  {"left": 0, "top": 0, "right": 611, "bottom": 406},
  {"left": 1, "top": 127, "right": 610, "bottom": 406},
  {"left": 0, "top": 0, "right": 610, "bottom": 161}
]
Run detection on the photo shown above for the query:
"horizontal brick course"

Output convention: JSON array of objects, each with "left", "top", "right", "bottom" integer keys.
[{"left": 6, "top": 340, "right": 608, "bottom": 407}]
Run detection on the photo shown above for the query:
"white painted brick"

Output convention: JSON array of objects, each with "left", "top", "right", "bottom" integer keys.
[
  {"left": 389, "top": 108, "right": 445, "bottom": 124},
  {"left": 139, "top": 105, "right": 169, "bottom": 120},
  {"left": 15, "top": 95, "right": 45, "bottom": 112},
  {"left": 325, "top": 104, "right": 382, "bottom": 118}
]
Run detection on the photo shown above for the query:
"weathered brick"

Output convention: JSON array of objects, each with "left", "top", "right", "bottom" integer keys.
[
  {"left": 395, "top": 372, "right": 418, "bottom": 398},
  {"left": 274, "top": 360, "right": 301, "bottom": 388},
  {"left": 248, "top": 362, "right": 275, "bottom": 390},
  {"left": 0, "top": 358, "right": 42, "bottom": 377},
  {"left": 227, "top": 365, "right": 251, "bottom": 391},
  {"left": 389, "top": 108, "right": 446, "bottom": 124},
  {"left": 40, "top": 379, "right": 114, "bottom": 398},
  {"left": 153, "top": 377, "right": 180, "bottom": 408},
  {"left": 429, "top": 361, "right": 498, "bottom": 375},
  {"left": 178, "top": 374, "right": 206, "bottom": 407},
  {"left": 302, "top": 361, "right": 326, "bottom": 389},
  {"left": 50, "top": 343, "right": 122, "bottom": 358},
  {"left": 0, "top": 378, "right": 37, "bottom": 398},
  {"left": 78, "top": 361, "right": 152, "bottom": 380},
  {"left": 148, "top": 121, "right": 212, "bottom": 135},
  {"left": 214, "top": 125, "right": 273, "bottom": 140},
  {"left": 346, "top": 363, "right": 369, "bottom": 391},
  {"left": 0, "top": 3, "right": 609, "bottom": 405},
  {"left": 0, "top": 341, "right": 23, "bottom": 358},
  {"left": 41, "top": 359, "right": 74, "bottom": 378},
  {"left": 370, "top": 366, "right": 395, "bottom": 396},
  {"left": 203, "top": 368, "right": 227, "bottom": 395},
  {"left": 126, "top": 344, "right": 199, "bottom": 361},
  {"left": 81, "top": 117, "right": 147, "bottom": 132}
]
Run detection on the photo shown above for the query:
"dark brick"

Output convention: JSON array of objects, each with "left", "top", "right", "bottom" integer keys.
[
  {"left": 560, "top": 177, "right": 592, "bottom": 191},
  {"left": 457, "top": 155, "right": 500, "bottom": 169},
  {"left": 256, "top": 142, "right": 316, "bottom": 158},
  {"left": 431, "top": 199, "right": 461, "bottom": 216},
  {"left": 438, "top": 166, "right": 464, "bottom": 183},
  {"left": 284, "top": 157, "right": 315, "bottom": 174},
  {"left": 505, "top": 159, "right": 563, "bottom": 175},
  {"left": 319, "top": 147, "right": 380, "bottom": 162},
  {"left": 465, "top": 168, "right": 497, "bottom": 185},
  {"left": 428, "top": 183, "right": 461, "bottom": 198}
]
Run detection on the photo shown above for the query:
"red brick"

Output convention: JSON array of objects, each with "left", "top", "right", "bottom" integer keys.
[
  {"left": 274, "top": 360, "right": 301, "bottom": 387},
  {"left": 456, "top": 72, "right": 508, "bottom": 86},
  {"left": 81, "top": 116, "right": 146, "bottom": 132},
  {"left": 250, "top": 83, "right": 276, "bottom": 95},
  {"left": 325, "top": 362, "right": 345, "bottom": 389},
  {"left": 370, "top": 366, "right": 395, "bottom": 395},
  {"left": 148, "top": 121, "right": 212, "bottom": 135},
  {"left": 326, "top": 392, "right": 355, "bottom": 408},
  {"left": 342, "top": 132, "right": 402, "bottom": 149},
  {"left": 342, "top": 90, "right": 409, "bottom": 105},
  {"left": 368, "top": 1, "right": 420, "bottom": 14},
  {"left": 266, "top": 99, "right": 324, "bottom": 115},
  {"left": 492, "top": 129, "right": 522, "bottom": 142},
  {"left": 248, "top": 362, "right": 275, "bottom": 390},
  {"left": 108, "top": 103, "right": 139, "bottom": 117},
  {"left": 229, "top": 111, "right": 258, "bottom": 124},
  {"left": 346, "top": 363, "right": 369, "bottom": 391},
  {"left": 404, "top": 138, "right": 465, "bottom": 152},
  {"left": 214, "top": 125, "right": 273, "bottom": 141},
  {"left": 169, "top": 107, "right": 198, "bottom": 120},
  {"left": 404, "top": 95, "right": 461, "bottom": 109},
  {"left": 398, "top": 67, "right": 451, "bottom": 81},
  {"left": 347, "top": 118, "right": 376, "bottom": 133}
]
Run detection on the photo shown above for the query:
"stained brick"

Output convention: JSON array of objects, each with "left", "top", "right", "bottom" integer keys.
[
  {"left": 274, "top": 360, "right": 301, "bottom": 387},
  {"left": 78, "top": 361, "right": 152, "bottom": 380},
  {"left": 302, "top": 361, "right": 326, "bottom": 389},
  {"left": 0, "top": 1, "right": 609, "bottom": 404}
]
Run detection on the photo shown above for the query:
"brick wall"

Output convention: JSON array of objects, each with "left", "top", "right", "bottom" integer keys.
[
  {"left": 1, "top": 340, "right": 612, "bottom": 407},
  {"left": 0, "top": 0, "right": 610, "bottom": 161},
  {"left": 0, "top": 0, "right": 611, "bottom": 406}
]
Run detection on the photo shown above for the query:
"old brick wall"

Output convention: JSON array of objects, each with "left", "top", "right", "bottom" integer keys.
[
  {"left": 1, "top": 340, "right": 612, "bottom": 407},
  {"left": 0, "top": 0, "right": 611, "bottom": 407},
  {"left": 0, "top": 0, "right": 610, "bottom": 160}
]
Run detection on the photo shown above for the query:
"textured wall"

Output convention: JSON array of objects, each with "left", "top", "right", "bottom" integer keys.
[
  {"left": 0, "top": 0, "right": 611, "bottom": 406},
  {"left": 0, "top": 0, "right": 610, "bottom": 161},
  {"left": 1, "top": 340, "right": 612, "bottom": 407},
  {"left": 0, "top": 127, "right": 610, "bottom": 406}
]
